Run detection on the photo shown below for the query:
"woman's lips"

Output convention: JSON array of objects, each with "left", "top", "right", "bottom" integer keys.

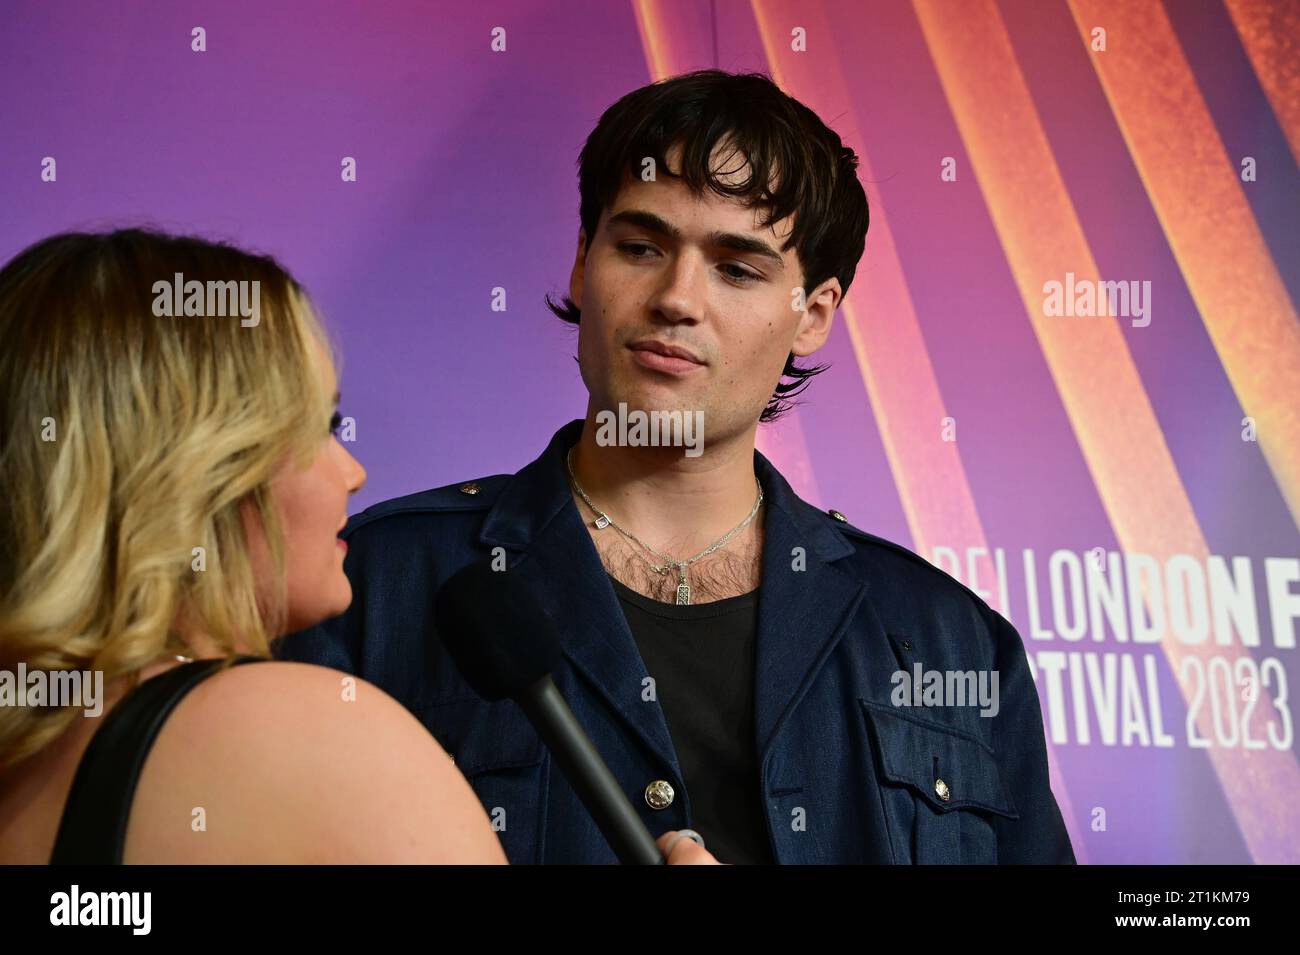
[{"left": 628, "top": 345, "right": 705, "bottom": 376}]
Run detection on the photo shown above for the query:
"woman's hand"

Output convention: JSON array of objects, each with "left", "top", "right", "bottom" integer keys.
[{"left": 658, "top": 829, "right": 723, "bottom": 864}]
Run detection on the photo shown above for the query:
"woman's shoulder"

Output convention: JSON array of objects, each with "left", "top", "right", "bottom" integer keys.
[
  {"left": 177, "top": 658, "right": 390, "bottom": 722},
  {"left": 124, "top": 659, "right": 506, "bottom": 863},
  {"left": 156, "top": 659, "right": 426, "bottom": 760}
]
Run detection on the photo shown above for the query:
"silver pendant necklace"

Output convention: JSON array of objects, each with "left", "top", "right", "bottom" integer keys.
[{"left": 565, "top": 446, "right": 763, "bottom": 605}]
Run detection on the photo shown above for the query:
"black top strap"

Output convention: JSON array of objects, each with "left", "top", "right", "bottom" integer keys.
[{"left": 49, "top": 655, "right": 266, "bottom": 865}]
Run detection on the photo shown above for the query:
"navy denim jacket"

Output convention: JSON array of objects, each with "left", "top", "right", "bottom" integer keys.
[{"left": 278, "top": 419, "right": 1076, "bottom": 864}]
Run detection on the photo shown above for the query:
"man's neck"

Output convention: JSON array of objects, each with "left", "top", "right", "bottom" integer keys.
[{"left": 568, "top": 409, "right": 761, "bottom": 559}]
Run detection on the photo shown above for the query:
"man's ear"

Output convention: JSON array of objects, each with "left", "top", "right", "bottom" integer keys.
[
  {"left": 568, "top": 229, "right": 587, "bottom": 309},
  {"left": 791, "top": 278, "right": 841, "bottom": 357}
]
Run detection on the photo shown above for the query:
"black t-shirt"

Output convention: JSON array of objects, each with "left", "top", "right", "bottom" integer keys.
[{"left": 608, "top": 574, "right": 774, "bottom": 865}]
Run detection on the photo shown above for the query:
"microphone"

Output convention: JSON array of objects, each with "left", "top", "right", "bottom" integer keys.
[{"left": 434, "top": 562, "right": 666, "bottom": 865}]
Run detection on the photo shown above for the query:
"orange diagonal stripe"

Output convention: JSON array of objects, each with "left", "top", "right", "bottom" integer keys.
[
  {"left": 631, "top": 0, "right": 675, "bottom": 84},
  {"left": 752, "top": 0, "right": 1085, "bottom": 858},
  {"left": 1225, "top": 0, "right": 1300, "bottom": 168},
  {"left": 1071, "top": 0, "right": 1300, "bottom": 530},
  {"left": 751, "top": 0, "right": 991, "bottom": 566},
  {"left": 915, "top": 0, "right": 1300, "bottom": 863}
]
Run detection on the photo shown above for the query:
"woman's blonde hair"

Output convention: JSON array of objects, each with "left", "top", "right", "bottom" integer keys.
[{"left": 0, "top": 228, "right": 335, "bottom": 769}]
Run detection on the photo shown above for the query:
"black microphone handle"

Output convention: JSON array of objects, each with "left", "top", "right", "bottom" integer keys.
[{"left": 515, "top": 675, "right": 666, "bottom": 865}]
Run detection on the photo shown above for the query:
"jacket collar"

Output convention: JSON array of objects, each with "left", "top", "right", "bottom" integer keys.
[
  {"left": 480, "top": 420, "right": 870, "bottom": 774},
  {"left": 481, "top": 419, "right": 858, "bottom": 564}
]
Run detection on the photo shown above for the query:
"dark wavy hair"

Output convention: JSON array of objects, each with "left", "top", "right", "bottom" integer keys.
[{"left": 546, "top": 69, "right": 870, "bottom": 422}]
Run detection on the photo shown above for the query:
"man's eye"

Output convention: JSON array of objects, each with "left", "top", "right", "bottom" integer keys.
[
  {"left": 721, "top": 264, "right": 761, "bottom": 284},
  {"left": 620, "top": 242, "right": 657, "bottom": 259},
  {"left": 329, "top": 411, "right": 343, "bottom": 436}
]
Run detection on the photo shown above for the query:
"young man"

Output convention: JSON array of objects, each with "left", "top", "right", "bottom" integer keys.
[{"left": 280, "top": 70, "right": 1075, "bottom": 865}]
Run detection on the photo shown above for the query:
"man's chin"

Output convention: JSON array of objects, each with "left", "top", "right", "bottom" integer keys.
[{"left": 602, "top": 382, "right": 706, "bottom": 416}]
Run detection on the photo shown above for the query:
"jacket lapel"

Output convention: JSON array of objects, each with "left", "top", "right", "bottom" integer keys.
[
  {"left": 751, "top": 453, "right": 869, "bottom": 765},
  {"left": 478, "top": 420, "right": 682, "bottom": 778}
]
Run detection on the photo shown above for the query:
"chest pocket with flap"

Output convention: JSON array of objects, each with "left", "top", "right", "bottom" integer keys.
[
  {"left": 423, "top": 697, "right": 545, "bottom": 776},
  {"left": 860, "top": 699, "right": 1019, "bottom": 863}
]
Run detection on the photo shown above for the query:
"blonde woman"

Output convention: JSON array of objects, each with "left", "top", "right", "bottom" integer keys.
[{"left": 0, "top": 229, "right": 714, "bottom": 865}]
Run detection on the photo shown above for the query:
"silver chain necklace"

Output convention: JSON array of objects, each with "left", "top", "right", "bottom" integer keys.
[{"left": 565, "top": 446, "right": 763, "bottom": 605}]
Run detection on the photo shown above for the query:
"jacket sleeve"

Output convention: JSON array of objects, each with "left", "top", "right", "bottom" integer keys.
[{"left": 988, "top": 607, "right": 1076, "bottom": 864}]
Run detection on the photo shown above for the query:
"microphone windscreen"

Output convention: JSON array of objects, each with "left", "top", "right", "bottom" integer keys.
[{"left": 433, "top": 561, "right": 563, "bottom": 701}]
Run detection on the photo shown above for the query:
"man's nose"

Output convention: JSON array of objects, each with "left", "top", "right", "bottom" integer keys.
[{"left": 649, "top": 251, "right": 706, "bottom": 324}]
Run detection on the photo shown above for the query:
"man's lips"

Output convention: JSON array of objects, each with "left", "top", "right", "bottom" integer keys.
[{"left": 627, "top": 340, "right": 706, "bottom": 375}]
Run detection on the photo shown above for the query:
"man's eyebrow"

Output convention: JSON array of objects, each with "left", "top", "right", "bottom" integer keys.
[{"left": 607, "top": 209, "right": 786, "bottom": 270}]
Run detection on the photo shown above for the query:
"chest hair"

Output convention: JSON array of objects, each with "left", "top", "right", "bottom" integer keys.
[{"left": 586, "top": 517, "right": 765, "bottom": 604}]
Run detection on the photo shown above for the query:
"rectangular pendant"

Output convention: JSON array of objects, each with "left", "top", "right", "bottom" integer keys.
[
  {"left": 594, "top": 515, "right": 610, "bottom": 529},
  {"left": 676, "top": 583, "right": 691, "bottom": 605}
]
